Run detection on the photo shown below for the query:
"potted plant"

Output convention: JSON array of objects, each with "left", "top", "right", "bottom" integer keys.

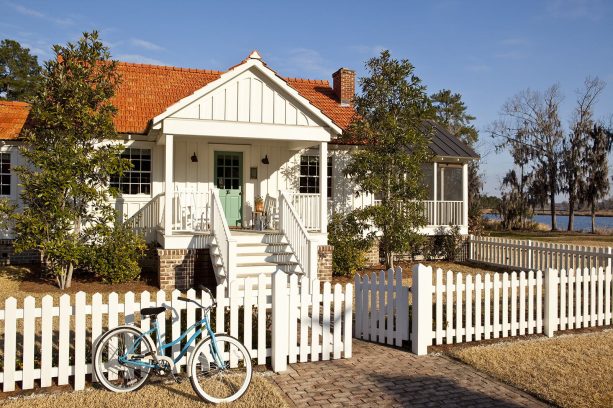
[{"left": 254, "top": 196, "right": 264, "bottom": 212}]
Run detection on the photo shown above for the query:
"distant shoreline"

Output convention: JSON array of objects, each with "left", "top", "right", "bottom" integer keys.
[{"left": 483, "top": 209, "right": 613, "bottom": 218}]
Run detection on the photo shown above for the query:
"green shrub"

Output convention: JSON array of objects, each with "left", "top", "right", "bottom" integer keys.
[
  {"left": 328, "top": 212, "right": 372, "bottom": 277},
  {"left": 85, "top": 221, "right": 147, "bottom": 283},
  {"left": 426, "top": 225, "right": 463, "bottom": 261}
]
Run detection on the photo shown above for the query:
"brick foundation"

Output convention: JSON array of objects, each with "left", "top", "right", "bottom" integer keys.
[
  {"left": 363, "top": 240, "right": 381, "bottom": 267},
  {"left": 0, "top": 239, "right": 42, "bottom": 266},
  {"left": 156, "top": 248, "right": 215, "bottom": 291},
  {"left": 317, "top": 245, "right": 333, "bottom": 282}
]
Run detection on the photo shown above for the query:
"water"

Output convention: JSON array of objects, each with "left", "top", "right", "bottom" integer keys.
[{"left": 483, "top": 213, "right": 613, "bottom": 232}]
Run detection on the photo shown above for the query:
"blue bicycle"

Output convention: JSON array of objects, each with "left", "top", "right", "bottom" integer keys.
[{"left": 93, "top": 287, "right": 252, "bottom": 404}]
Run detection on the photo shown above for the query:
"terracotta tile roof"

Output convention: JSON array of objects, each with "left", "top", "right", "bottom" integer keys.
[
  {"left": 0, "top": 60, "right": 355, "bottom": 138},
  {"left": 111, "top": 62, "right": 223, "bottom": 134},
  {"left": 285, "top": 78, "right": 355, "bottom": 130},
  {"left": 0, "top": 101, "right": 30, "bottom": 140}
]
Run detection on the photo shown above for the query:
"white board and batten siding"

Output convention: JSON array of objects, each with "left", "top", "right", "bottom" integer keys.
[{"left": 0, "top": 271, "right": 353, "bottom": 392}]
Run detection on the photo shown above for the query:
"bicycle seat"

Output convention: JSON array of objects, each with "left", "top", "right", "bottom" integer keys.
[{"left": 140, "top": 306, "right": 166, "bottom": 317}]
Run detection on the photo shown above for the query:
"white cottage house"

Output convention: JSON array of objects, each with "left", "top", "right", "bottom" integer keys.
[{"left": 0, "top": 51, "right": 478, "bottom": 290}]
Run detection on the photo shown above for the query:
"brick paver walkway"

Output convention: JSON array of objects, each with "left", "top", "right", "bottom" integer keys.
[{"left": 270, "top": 340, "right": 549, "bottom": 407}]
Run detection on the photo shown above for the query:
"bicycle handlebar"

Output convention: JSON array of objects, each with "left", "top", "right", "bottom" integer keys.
[{"left": 177, "top": 292, "right": 217, "bottom": 308}]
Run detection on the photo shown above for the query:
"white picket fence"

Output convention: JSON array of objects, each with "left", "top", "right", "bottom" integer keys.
[
  {"left": 469, "top": 235, "right": 613, "bottom": 272},
  {"left": 353, "top": 268, "right": 410, "bottom": 347},
  {"left": 354, "top": 265, "right": 613, "bottom": 355},
  {"left": 0, "top": 272, "right": 352, "bottom": 392}
]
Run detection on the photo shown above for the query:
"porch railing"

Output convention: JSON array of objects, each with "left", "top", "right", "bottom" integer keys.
[
  {"left": 124, "top": 193, "right": 164, "bottom": 241},
  {"left": 211, "top": 189, "right": 236, "bottom": 282},
  {"left": 279, "top": 191, "right": 316, "bottom": 279},
  {"left": 291, "top": 193, "right": 321, "bottom": 231},
  {"left": 172, "top": 190, "right": 210, "bottom": 232},
  {"left": 372, "top": 199, "right": 465, "bottom": 226}
]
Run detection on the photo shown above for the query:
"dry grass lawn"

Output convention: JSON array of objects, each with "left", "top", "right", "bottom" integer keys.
[
  {"left": 1, "top": 375, "right": 289, "bottom": 407},
  {"left": 0, "top": 265, "right": 158, "bottom": 303},
  {"left": 448, "top": 330, "right": 613, "bottom": 408}
]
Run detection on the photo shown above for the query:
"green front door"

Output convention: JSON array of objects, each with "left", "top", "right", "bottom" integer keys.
[{"left": 214, "top": 151, "right": 243, "bottom": 227}]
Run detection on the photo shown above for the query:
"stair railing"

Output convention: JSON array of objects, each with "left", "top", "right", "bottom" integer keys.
[
  {"left": 124, "top": 193, "right": 164, "bottom": 242},
  {"left": 279, "top": 190, "right": 317, "bottom": 280},
  {"left": 211, "top": 189, "right": 237, "bottom": 283}
]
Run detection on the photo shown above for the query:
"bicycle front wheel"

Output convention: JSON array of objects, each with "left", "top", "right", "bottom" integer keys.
[
  {"left": 189, "top": 334, "right": 252, "bottom": 404},
  {"left": 93, "top": 326, "right": 154, "bottom": 393}
]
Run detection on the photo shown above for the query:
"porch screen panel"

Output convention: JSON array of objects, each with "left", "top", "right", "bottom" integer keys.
[
  {"left": 421, "top": 163, "right": 434, "bottom": 200},
  {"left": 110, "top": 148, "right": 151, "bottom": 195},
  {"left": 0, "top": 153, "right": 10, "bottom": 196},
  {"left": 438, "top": 166, "right": 462, "bottom": 201}
]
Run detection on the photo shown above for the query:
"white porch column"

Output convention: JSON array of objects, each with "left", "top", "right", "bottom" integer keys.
[
  {"left": 462, "top": 162, "right": 469, "bottom": 227},
  {"left": 319, "top": 141, "right": 328, "bottom": 234},
  {"left": 432, "top": 162, "right": 438, "bottom": 226},
  {"left": 164, "top": 134, "right": 174, "bottom": 237}
]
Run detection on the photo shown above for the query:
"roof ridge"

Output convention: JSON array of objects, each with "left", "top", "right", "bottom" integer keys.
[
  {"left": 116, "top": 61, "right": 224, "bottom": 75},
  {"left": 285, "top": 77, "right": 329, "bottom": 85},
  {"left": 0, "top": 100, "right": 30, "bottom": 107}
]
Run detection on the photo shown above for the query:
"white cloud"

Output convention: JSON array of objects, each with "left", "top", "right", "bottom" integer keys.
[
  {"left": 129, "top": 38, "right": 165, "bottom": 52},
  {"left": 6, "top": 1, "right": 75, "bottom": 26},
  {"left": 271, "top": 48, "right": 332, "bottom": 78},
  {"left": 495, "top": 50, "right": 527, "bottom": 60},
  {"left": 349, "top": 45, "right": 387, "bottom": 56},
  {"left": 546, "top": 0, "right": 605, "bottom": 20},
  {"left": 465, "top": 64, "right": 491, "bottom": 73},
  {"left": 116, "top": 54, "right": 165, "bottom": 65}
]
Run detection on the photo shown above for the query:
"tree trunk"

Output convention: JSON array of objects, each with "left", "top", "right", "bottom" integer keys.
[
  {"left": 386, "top": 251, "right": 394, "bottom": 270},
  {"left": 550, "top": 191, "right": 557, "bottom": 231},
  {"left": 591, "top": 204, "right": 596, "bottom": 234},
  {"left": 567, "top": 197, "right": 574, "bottom": 232}
]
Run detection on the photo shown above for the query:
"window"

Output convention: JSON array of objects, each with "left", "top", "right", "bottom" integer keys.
[
  {"left": 0, "top": 153, "right": 10, "bottom": 196},
  {"left": 299, "top": 155, "right": 332, "bottom": 198},
  {"left": 110, "top": 148, "right": 151, "bottom": 195}
]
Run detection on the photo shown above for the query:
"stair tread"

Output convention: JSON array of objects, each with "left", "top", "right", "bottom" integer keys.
[
  {"left": 237, "top": 261, "right": 300, "bottom": 267},
  {"left": 237, "top": 252, "right": 293, "bottom": 256}
]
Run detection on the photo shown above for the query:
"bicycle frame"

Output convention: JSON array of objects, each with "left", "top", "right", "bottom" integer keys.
[{"left": 119, "top": 310, "right": 225, "bottom": 370}]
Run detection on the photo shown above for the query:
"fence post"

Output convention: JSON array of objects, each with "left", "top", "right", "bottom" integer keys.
[
  {"left": 272, "top": 269, "right": 289, "bottom": 372},
  {"left": 527, "top": 240, "right": 533, "bottom": 270},
  {"left": 469, "top": 234, "right": 474, "bottom": 261},
  {"left": 544, "top": 268, "right": 558, "bottom": 337},
  {"left": 412, "top": 264, "right": 433, "bottom": 355},
  {"left": 607, "top": 247, "right": 612, "bottom": 272}
]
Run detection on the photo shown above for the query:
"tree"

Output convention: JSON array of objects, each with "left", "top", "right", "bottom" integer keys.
[
  {"left": 0, "top": 39, "right": 41, "bottom": 101},
  {"left": 561, "top": 77, "right": 606, "bottom": 231},
  {"left": 580, "top": 124, "right": 612, "bottom": 233},
  {"left": 490, "top": 85, "right": 564, "bottom": 231},
  {"left": 342, "top": 50, "right": 434, "bottom": 269},
  {"left": 10, "top": 31, "right": 131, "bottom": 289},
  {"left": 431, "top": 89, "right": 482, "bottom": 233}
]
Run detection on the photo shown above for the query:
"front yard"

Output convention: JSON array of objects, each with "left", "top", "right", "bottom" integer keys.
[
  {"left": 1, "top": 375, "right": 289, "bottom": 407},
  {"left": 0, "top": 265, "right": 158, "bottom": 303},
  {"left": 447, "top": 329, "right": 613, "bottom": 408}
]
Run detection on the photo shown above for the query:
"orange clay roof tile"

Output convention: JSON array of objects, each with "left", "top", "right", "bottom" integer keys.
[
  {"left": 0, "top": 59, "right": 355, "bottom": 139},
  {"left": 0, "top": 101, "right": 31, "bottom": 140}
]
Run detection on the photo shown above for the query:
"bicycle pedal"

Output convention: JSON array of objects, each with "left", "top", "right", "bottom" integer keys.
[{"left": 172, "top": 374, "right": 183, "bottom": 384}]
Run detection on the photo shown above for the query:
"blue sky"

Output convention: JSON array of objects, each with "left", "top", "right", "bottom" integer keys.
[{"left": 1, "top": 0, "right": 612, "bottom": 196}]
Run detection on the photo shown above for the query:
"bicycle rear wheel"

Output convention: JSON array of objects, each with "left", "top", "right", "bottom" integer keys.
[
  {"left": 189, "top": 334, "right": 252, "bottom": 404},
  {"left": 93, "top": 326, "right": 154, "bottom": 393}
]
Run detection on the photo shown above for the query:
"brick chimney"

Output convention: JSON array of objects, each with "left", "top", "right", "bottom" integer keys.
[{"left": 332, "top": 68, "right": 355, "bottom": 107}]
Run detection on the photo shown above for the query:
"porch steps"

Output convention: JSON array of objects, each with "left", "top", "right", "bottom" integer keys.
[{"left": 210, "top": 231, "right": 303, "bottom": 285}]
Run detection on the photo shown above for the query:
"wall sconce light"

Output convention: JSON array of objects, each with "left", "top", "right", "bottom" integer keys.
[
  {"left": 191, "top": 152, "right": 198, "bottom": 163},
  {"left": 261, "top": 154, "right": 269, "bottom": 165}
]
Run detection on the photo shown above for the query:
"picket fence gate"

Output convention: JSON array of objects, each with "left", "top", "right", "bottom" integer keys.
[
  {"left": 469, "top": 235, "right": 613, "bottom": 272},
  {"left": 0, "top": 271, "right": 353, "bottom": 392},
  {"left": 353, "top": 268, "right": 410, "bottom": 347},
  {"left": 354, "top": 265, "right": 613, "bottom": 355}
]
